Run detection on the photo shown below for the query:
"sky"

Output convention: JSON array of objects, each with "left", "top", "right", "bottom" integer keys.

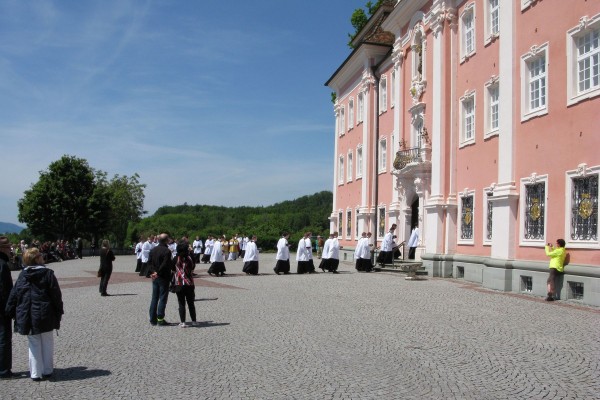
[{"left": 0, "top": 0, "right": 368, "bottom": 226}]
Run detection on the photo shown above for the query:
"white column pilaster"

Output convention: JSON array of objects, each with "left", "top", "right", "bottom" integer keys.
[{"left": 491, "top": 1, "right": 519, "bottom": 259}]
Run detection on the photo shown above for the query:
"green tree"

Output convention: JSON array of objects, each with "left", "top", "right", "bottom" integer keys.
[
  {"left": 17, "top": 155, "right": 145, "bottom": 246},
  {"left": 17, "top": 155, "right": 108, "bottom": 241},
  {"left": 347, "top": 0, "right": 385, "bottom": 48},
  {"left": 104, "top": 173, "right": 146, "bottom": 248}
]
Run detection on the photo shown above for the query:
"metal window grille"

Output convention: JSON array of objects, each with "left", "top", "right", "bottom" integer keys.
[
  {"left": 524, "top": 183, "right": 545, "bottom": 240},
  {"left": 461, "top": 195, "right": 473, "bottom": 240},
  {"left": 378, "top": 208, "right": 386, "bottom": 238},
  {"left": 521, "top": 276, "right": 532, "bottom": 292},
  {"left": 486, "top": 197, "right": 493, "bottom": 240},
  {"left": 570, "top": 174, "right": 598, "bottom": 241},
  {"left": 346, "top": 211, "right": 352, "bottom": 238},
  {"left": 568, "top": 281, "right": 584, "bottom": 300}
]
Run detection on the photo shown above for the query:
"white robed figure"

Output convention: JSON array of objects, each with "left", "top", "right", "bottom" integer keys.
[
  {"left": 208, "top": 237, "right": 226, "bottom": 276},
  {"left": 242, "top": 236, "right": 259, "bottom": 275}
]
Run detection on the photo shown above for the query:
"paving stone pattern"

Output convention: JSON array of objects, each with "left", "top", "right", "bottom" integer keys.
[{"left": 4, "top": 254, "right": 599, "bottom": 399}]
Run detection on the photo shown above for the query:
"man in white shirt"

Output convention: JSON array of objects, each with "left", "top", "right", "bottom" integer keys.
[
  {"left": 354, "top": 232, "right": 369, "bottom": 272},
  {"left": 201, "top": 236, "right": 213, "bottom": 264},
  {"left": 242, "top": 236, "right": 259, "bottom": 275},
  {"left": 274, "top": 233, "right": 291, "bottom": 275},
  {"left": 323, "top": 232, "right": 341, "bottom": 273},
  {"left": 139, "top": 235, "right": 154, "bottom": 277},
  {"left": 192, "top": 236, "right": 203, "bottom": 263},
  {"left": 377, "top": 224, "right": 397, "bottom": 266},
  {"left": 296, "top": 232, "right": 312, "bottom": 274},
  {"left": 320, "top": 233, "right": 333, "bottom": 272},
  {"left": 208, "top": 235, "right": 226, "bottom": 276},
  {"left": 134, "top": 236, "right": 144, "bottom": 273},
  {"left": 407, "top": 226, "right": 420, "bottom": 260}
]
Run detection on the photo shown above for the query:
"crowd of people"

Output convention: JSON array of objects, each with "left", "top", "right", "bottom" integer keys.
[{"left": 5, "top": 238, "right": 84, "bottom": 269}]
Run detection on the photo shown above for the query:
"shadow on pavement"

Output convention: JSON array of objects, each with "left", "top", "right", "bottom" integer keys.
[
  {"left": 194, "top": 298, "right": 218, "bottom": 302},
  {"left": 53, "top": 366, "right": 111, "bottom": 381},
  {"left": 191, "top": 321, "right": 230, "bottom": 328},
  {"left": 105, "top": 293, "right": 137, "bottom": 296}
]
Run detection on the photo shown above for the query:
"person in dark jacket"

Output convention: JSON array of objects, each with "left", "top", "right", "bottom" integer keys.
[
  {"left": 148, "top": 233, "right": 173, "bottom": 326},
  {"left": 5, "top": 248, "right": 63, "bottom": 381},
  {"left": 98, "top": 240, "right": 115, "bottom": 297},
  {"left": 0, "top": 236, "right": 14, "bottom": 379}
]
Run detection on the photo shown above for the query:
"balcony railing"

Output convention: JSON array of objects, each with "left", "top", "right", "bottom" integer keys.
[{"left": 393, "top": 147, "right": 428, "bottom": 171}]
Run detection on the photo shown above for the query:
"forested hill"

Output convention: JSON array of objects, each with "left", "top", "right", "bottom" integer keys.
[{"left": 128, "top": 191, "right": 333, "bottom": 250}]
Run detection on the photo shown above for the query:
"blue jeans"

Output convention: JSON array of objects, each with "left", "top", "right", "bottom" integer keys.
[{"left": 149, "top": 276, "right": 169, "bottom": 324}]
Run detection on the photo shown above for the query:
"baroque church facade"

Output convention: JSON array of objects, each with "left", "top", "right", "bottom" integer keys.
[{"left": 325, "top": 0, "right": 600, "bottom": 305}]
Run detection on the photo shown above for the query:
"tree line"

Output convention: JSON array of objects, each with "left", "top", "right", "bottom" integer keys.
[
  {"left": 127, "top": 191, "right": 333, "bottom": 252},
  {"left": 12, "top": 155, "right": 333, "bottom": 251}
]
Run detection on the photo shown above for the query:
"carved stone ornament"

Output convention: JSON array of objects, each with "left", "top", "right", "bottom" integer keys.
[
  {"left": 392, "top": 45, "right": 404, "bottom": 68},
  {"left": 414, "top": 177, "right": 423, "bottom": 194},
  {"left": 528, "top": 172, "right": 538, "bottom": 184},
  {"left": 410, "top": 80, "right": 426, "bottom": 104},
  {"left": 576, "top": 163, "right": 588, "bottom": 177},
  {"left": 579, "top": 16, "right": 589, "bottom": 31},
  {"left": 361, "top": 70, "right": 375, "bottom": 93}
]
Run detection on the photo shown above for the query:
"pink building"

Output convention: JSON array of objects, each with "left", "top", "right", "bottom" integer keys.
[{"left": 326, "top": 0, "right": 600, "bottom": 305}]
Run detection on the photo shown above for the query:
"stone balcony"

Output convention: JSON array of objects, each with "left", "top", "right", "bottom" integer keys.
[{"left": 392, "top": 146, "right": 431, "bottom": 176}]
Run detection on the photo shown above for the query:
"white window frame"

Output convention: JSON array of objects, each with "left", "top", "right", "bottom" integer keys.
[
  {"left": 519, "top": 174, "right": 548, "bottom": 247},
  {"left": 357, "top": 93, "right": 364, "bottom": 124},
  {"left": 378, "top": 138, "right": 387, "bottom": 173},
  {"left": 520, "top": 43, "right": 549, "bottom": 122},
  {"left": 460, "top": 3, "right": 476, "bottom": 62},
  {"left": 521, "top": 0, "right": 539, "bottom": 12},
  {"left": 379, "top": 76, "right": 388, "bottom": 114},
  {"left": 459, "top": 90, "right": 476, "bottom": 147},
  {"left": 565, "top": 164, "right": 600, "bottom": 249},
  {"left": 338, "top": 155, "right": 344, "bottom": 185},
  {"left": 347, "top": 150, "right": 353, "bottom": 183},
  {"left": 484, "top": 77, "right": 500, "bottom": 138},
  {"left": 339, "top": 106, "right": 346, "bottom": 135},
  {"left": 458, "top": 189, "right": 476, "bottom": 245},
  {"left": 348, "top": 99, "right": 354, "bottom": 129},
  {"left": 338, "top": 211, "right": 343, "bottom": 236},
  {"left": 566, "top": 13, "right": 600, "bottom": 106},
  {"left": 482, "top": 188, "right": 494, "bottom": 246},
  {"left": 356, "top": 146, "right": 363, "bottom": 179},
  {"left": 484, "top": 0, "right": 499, "bottom": 46}
]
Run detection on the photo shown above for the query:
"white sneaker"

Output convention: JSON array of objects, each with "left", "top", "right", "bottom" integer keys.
[{"left": 179, "top": 322, "right": 188, "bottom": 328}]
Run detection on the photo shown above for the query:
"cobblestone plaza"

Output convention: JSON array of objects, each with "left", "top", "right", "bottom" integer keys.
[{"left": 3, "top": 254, "right": 599, "bottom": 399}]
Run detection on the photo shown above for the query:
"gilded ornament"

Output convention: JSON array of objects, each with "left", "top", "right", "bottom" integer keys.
[
  {"left": 530, "top": 199, "right": 541, "bottom": 221},
  {"left": 578, "top": 194, "right": 593, "bottom": 219},
  {"left": 463, "top": 208, "right": 472, "bottom": 225}
]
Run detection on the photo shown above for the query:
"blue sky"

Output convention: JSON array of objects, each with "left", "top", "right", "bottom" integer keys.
[{"left": 0, "top": 0, "right": 367, "bottom": 225}]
